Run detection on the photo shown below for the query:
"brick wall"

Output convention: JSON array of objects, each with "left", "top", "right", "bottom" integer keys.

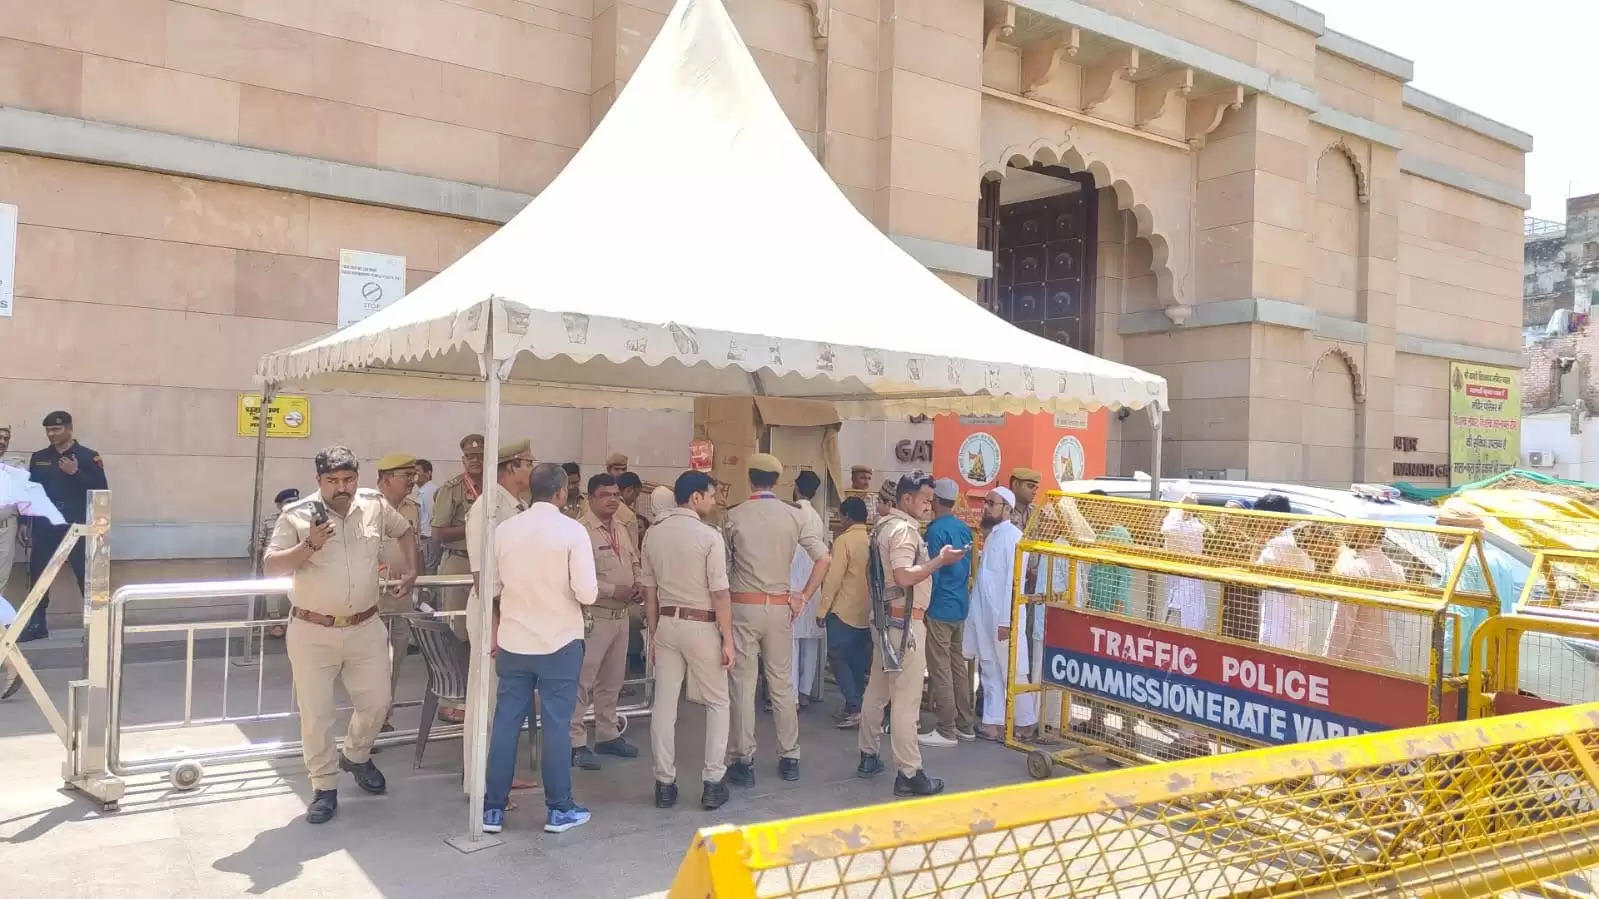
[{"left": 1524, "top": 329, "right": 1599, "bottom": 411}]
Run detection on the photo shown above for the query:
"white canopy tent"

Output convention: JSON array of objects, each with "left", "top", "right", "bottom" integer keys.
[{"left": 256, "top": 0, "right": 1167, "bottom": 847}]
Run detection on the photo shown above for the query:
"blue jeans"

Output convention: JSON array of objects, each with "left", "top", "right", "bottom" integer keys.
[
  {"left": 825, "top": 614, "right": 871, "bottom": 714},
  {"left": 485, "top": 639, "right": 584, "bottom": 813}
]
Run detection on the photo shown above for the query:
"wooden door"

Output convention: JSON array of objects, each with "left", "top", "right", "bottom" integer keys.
[{"left": 993, "top": 168, "right": 1097, "bottom": 352}]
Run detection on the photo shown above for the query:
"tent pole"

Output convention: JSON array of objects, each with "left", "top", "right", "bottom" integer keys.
[
  {"left": 1147, "top": 405, "right": 1163, "bottom": 500},
  {"left": 452, "top": 318, "right": 503, "bottom": 852},
  {"left": 243, "top": 381, "right": 276, "bottom": 665}
]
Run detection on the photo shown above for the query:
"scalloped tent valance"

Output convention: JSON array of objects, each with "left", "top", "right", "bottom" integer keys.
[{"left": 256, "top": 0, "right": 1167, "bottom": 417}]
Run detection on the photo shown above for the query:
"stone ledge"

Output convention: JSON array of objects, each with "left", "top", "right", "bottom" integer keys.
[
  {"left": 0, "top": 106, "right": 533, "bottom": 223},
  {"left": 889, "top": 235, "right": 994, "bottom": 278},
  {"left": 1399, "top": 152, "right": 1532, "bottom": 209},
  {"left": 1310, "top": 105, "right": 1405, "bottom": 149},
  {"left": 1013, "top": 0, "right": 1319, "bottom": 111},
  {"left": 1316, "top": 29, "right": 1414, "bottom": 81},
  {"left": 1402, "top": 87, "right": 1534, "bottom": 152},
  {"left": 1232, "top": 0, "right": 1325, "bottom": 34},
  {"left": 1395, "top": 333, "right": 1525, "bottom": 368}
]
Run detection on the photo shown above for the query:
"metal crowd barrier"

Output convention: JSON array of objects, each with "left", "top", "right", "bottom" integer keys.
[
  {"left": 666, "top": 702, "right": 1599, "bottom": 897},
  {"left": 1469, "top": 612, "right": 1599, "bottom": 718},
  {"left": 77, "top": 567, "right": 652, "bottom": 797},
  {"left": 1000, "top": 492, "right": 1498, "bottom": 775}
]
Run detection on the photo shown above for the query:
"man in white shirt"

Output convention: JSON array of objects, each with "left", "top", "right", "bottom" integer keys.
[
  {"left": 415, "top": 459, "right": 440, "bottom": 574},
  {"left": 481, "top": 463, "right": 598, "bottom": 836}
]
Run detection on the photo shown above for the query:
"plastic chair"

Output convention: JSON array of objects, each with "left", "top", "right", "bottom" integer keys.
[{"left": 410, "top": 617, "right": 539, "bottom": 775}]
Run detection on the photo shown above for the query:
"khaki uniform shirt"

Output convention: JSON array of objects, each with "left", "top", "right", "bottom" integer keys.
[
  {"left": 563, "top": 493, "right": 585, "bottom": 520},
  {"left": 379, "top": 494, "right": 421, "bottom": 574},
  {"left": 818, "top": 523, "right": 870, "bottom": 628},
  {"left": 614, "top": 501, "right": 639, "bottom": 550},
  {"left": 640, "top": 508, "right": 729, "bottom": 612},
  {"left": 430, "top": 473, "right": 481, "bottom": 552},
  {"left": 875, "top": 508, "right": 932, "bottom": 612},
  {"left": 1010, "top": 502, "right": 1032, "bottom": 533},
  {"left": 465, "top": 484, "right": 527, "bottom": 577},
  {"left": 269, "top": 490, "right": 412, "bottom": 617},
  {"left": 725, "top": 494, "right": 826, "bottom": 595},
  {"left": 582, "top": 509, "right": 641, "bottom": 610}
]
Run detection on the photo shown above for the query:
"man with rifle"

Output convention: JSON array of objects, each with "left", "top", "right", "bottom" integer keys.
[{"left": 855, "top": 471, "right": 967, "bottom": 797}]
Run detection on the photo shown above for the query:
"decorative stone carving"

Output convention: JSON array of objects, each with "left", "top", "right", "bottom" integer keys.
[
  {"left": 1020, "top": 29, "right": 1079, "bottom": 98},
  {"left": 1134, "top": 67, "right": 1192, "bottom": 127},
  {"left": 1185, "top": 86, "right": 1244, "bottom": 148},
  {"left": 1081, "top": 47, "right": 1138, "bottom": 113}
]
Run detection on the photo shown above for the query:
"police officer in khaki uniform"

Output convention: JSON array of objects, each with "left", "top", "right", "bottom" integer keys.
[
  {"left": 642, "top": 470, "right": 734, "bottom": 810},
  {"left": 266, "top": 445, "right": 416, "bottom": 823},
  {"left": 462, "top": 440, "right": 535, "bottom": 795},
  {"left": 374, "top": 453, "right": 422, "bottom": 731},
  {"left": 856, "top": 472, "right": 964, "bottom": 797},
  {"left": 572, "top": 472, "right": 642, "bottom": 769},
  {"left": 723, "top": 453, "right": 830, "bottom": 785},
  {"left": 430, "top": 434, "right": 485, "bottom": 722}
]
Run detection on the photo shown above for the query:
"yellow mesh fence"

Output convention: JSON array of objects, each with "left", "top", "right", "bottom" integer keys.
[
  {"left": 1518, "top": 550, "right": 1599, "bottom": 617},
  {"left": 666, "top": 703, "right": 1599, "bottom": 898},
  {"left": 996, "top": 493, "right": 1495, "bottom": 766},
  {"left": 1469, "top": 612, "right": 1599, "bottom": 718}
]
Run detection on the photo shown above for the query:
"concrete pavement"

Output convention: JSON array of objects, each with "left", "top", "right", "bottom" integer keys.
[{"left": 0, "top": 658, "right": 1042, "bottom": 897}]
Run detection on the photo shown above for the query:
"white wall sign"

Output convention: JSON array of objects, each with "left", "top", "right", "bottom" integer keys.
[
  {"left": 337, "top": 249, "right": 406, "bottom": 328},
  {"left": 0, "top": 203, "right": 16, "bottom": 318}
]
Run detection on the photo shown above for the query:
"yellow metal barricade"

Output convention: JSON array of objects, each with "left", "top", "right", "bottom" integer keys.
[
  {"left": 1468, "top": 612, "right": 1599, "bottom": 718},
  {"left": 1001, "top": 492, "right": 1498, "bottom": 772},
  {"left": 666, "top": 703, "right": 1599, "bottom": 897}
]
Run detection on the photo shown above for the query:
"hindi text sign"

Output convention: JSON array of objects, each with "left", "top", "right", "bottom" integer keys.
[
  {"left": 1448, "top": 363, "right": 1520, "bottom": 486},
  {"left": 238, "top": 393, "right": 312, "bottom": 438}
]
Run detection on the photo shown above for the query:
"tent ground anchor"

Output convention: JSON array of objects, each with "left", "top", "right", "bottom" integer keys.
[{"left": 444, "top": 833, "right": 503, "bottom": 854}]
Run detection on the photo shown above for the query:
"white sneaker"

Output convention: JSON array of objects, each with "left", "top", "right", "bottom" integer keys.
[{"left": 917, "top": 730, "right": 958, "bottom": 748}]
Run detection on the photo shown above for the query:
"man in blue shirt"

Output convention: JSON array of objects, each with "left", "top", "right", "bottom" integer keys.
[{"left": 920, "top": 478, "right": 974, "bottom": 746}]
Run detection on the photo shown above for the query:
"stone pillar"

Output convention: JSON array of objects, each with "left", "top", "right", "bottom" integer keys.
[{"left": 873, "top": 0, "right": 984, "bottom": 298}]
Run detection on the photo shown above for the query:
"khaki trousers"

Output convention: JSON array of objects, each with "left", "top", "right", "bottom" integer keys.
[
  {"left": 651, "top": 616, "right": 730, "bottom": 784},
  {"left": 728, "top": 603, "right": 799, "bottom": 762},
  {"left": 287, "top": 615, "right": 392, "bottom": 791},
  {"left": 571, "top": 610, "right": 630, "bottom": 746},
  {"left": 924, "top": 617, "right": 974, "bottom": 738},
  {"left": 438, "top": 551, "right": 472, "bottom": 639},
  {"left": 859, "top": 619, "right": 927, "bottom": 778},
  {"left": 463, "top": 587, "right": 495, "bottom": 794},
  {"left": 386, "top": 615, "right": 411, "bottom": 703},
  {"left": 438, "top": 551, "right": 472, "bottom": 710}
]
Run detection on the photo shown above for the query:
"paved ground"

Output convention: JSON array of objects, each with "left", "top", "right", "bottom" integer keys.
[{"left": 1, "top": 654, "right": 1049, "bottom": 897}]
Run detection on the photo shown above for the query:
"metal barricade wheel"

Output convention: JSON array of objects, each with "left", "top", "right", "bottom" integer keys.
[
  {"left": 1026, "top": 749, "right": 1053, "bottom": 780},
  {"left": 169, "top": 759, "right": 205, "bottom": 791}
]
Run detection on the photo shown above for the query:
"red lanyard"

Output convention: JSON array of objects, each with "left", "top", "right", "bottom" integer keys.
[
  {"left": 465, "top": 476, "right": 481, "bottom": 502},
  {"left": 601, "top": 520, "right": 623, "bottom": 562}
]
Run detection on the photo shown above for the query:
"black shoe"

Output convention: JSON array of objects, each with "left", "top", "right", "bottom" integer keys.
[
  {"left": 893, "top": 769, "right": 945, "bottom": 797},
  {"left": 306, "top": 789, "right": 338, "bottom": 823},
  {"left": 654, "top": 781, "right": 678, "bottom": 809},
  {"left": 701, "top": 778, "right": 729, "bottom": 810},
  {"left": 778, "top": 758, "right": 799, "bottom": 782},
  {"left": 857, "top": 752, "right": 884, "bottom": 778},
  {"left": 16, "top": 625, "right": 45, "bottom": 644},
  {"left": 573, "top": 747, "right": 602, "bottom": 771},
  {"left": 726, "top": 759, "right": 755, "bottom": 787},
  {"left": 594, "top": 737, "right": 638, "bottom": 759},
  {"left": 339, "top": 754, "right": 386, "bottom": 795}
]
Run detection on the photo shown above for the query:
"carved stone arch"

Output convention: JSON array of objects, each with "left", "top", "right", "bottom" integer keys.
[
  {"left": 980, "top": 138, "right": 1183, "bottom": 307},
  {"left": 1309, "top": 345, "right": 1366, "bottom": 404},
  {"left": 1302, "top": 345, "right": 1368, "bottom": 484},
  {"left": 1314, "top": 139, "right": 1370, "bottom": 205}
]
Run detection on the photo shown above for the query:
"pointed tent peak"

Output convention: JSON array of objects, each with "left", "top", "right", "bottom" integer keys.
[{"left": 258, "top": 0, "right": 1167, "bottom": 417}]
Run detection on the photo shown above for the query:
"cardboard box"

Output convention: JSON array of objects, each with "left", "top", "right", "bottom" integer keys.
[{"left": 693, "top": 397, "right": 844, "bottom": 510}]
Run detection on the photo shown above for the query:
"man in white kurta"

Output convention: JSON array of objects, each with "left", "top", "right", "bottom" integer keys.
[
  {"left": 789, "top": 473, "right": 827, "bottom": 705},
  {"left": 963, "top": 487, "right": 1037, "bottom": 741},
  {"left": 1159, "top": 484, "right": 1208, "bottom": 630}
]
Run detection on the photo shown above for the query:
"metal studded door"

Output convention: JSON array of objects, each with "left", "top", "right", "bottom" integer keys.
[{"left": 993, "top": 169, "right": 1097, "bottom": 352}]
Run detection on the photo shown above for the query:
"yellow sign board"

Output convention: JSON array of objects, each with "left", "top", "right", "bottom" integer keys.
[
  {"left": 238, "top": 393, "right": 312, "bottom": 438},
  {"left": 1448, "top": 363, "right": 1520, "bottom": 486}
]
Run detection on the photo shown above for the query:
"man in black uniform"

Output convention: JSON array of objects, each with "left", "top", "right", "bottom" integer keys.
[{"left": 18, "top": 411, "right": 107, "bottom": 641}]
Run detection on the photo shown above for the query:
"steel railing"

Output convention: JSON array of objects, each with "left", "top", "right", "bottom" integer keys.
[{"left": 97, "top": 572, "right": 653, "bottom": 785}]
